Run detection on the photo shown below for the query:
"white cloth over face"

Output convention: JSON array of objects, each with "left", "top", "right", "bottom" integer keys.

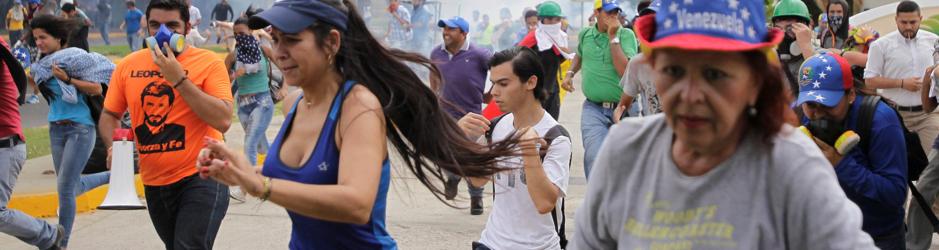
[{"left": 536, "top": 23, "right": 574, "bottom": 60}]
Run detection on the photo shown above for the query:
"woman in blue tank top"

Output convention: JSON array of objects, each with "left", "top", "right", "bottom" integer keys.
[{"left": 195, "top": 0, "right": 523, "bottom": 249}]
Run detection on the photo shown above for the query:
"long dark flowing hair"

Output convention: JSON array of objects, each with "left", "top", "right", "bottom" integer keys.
[{"left": 307, "top": 0, "right": 520, "bottom": 203}]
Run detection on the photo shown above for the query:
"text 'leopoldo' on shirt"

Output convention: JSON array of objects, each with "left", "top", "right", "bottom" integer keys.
[{"left": 104, "top": 47, "right": 233, "bottom": 186}]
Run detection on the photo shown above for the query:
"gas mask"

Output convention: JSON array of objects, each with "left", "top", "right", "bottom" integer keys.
[
  {"left": 829, "top": 15, "right": 844, "bottom": 32},
  {"left": 145, "top": 24, "right": 186, "bottom": 56},
  {"left": 799, "top": 118, "right": 860, "bottom": 155},
  {"left": 777, "top": 26, "right": 803, "bottom": 62}
]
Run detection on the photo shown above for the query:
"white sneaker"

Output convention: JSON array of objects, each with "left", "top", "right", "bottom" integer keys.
[
  {"left": 229, "top": 186, "right": 246, "bottom": 203},
  {"left": 26, "top": 95, "right": 40, "bottom": 104}
]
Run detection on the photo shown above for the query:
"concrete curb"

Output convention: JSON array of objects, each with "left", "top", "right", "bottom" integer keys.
[{"left": 8, "top": 176, "right": 146, "bottom": 218}]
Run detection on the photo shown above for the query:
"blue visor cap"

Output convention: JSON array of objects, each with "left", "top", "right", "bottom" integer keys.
[
  {"left": 248, "top": 0, "right": 349, "bottom": 33},
  {"left": 438, "top": 17, "right": 470, "bottom": 33}
]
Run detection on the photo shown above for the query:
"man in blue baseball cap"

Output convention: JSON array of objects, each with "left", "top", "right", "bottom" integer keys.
[
  {"left": 798, "top": 52, "right": 908, "bottom": 250},
  {"left": 430, "top": 16, "right": 492, "bottom": 215}
]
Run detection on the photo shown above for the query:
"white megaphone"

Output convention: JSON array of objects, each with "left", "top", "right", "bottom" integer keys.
[{"left": 98, "top": 129, "right": 145, "bottom": 210}]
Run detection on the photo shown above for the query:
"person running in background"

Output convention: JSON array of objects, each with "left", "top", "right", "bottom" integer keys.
[
  {"left": 431, "top": 16, "right": 492, "bottom": 215},
  {"left": 95, "top": 0, "right": 111, "bottom": 45},
  {"left": 492, "top": 8, "right": 515, "bottom": 51},
  {"left": 515, "top": 8, "right": 538, "bottom": 45},
  {"left": 475, "top": 14, "right": 494, "bottom": 51},
  {"left": 226, "top": 17, "right": 276, "bottom": 203},
  {"left": 821, "top": 0, "right": 851, "bottom": 50},
  {"left": 60, "top": 3, "right": 91, "bottom": 51},
  {"left": 6, "top": 0, "right": 27, "bottom": 45},
  {"left": 561, "top": 0, "right": 637, "bottom": 179},
  {"left": 615, "top": 0, "right": 661, "bottom": 120},
  {"left": 518, "top": 1, "right": 572, "bottom": 120},
  {"left": 119, "top": 1, "right": 144, "bottom": 51},
  {"left": 409, "top": 0, "right": 433, "bottom": 53},
  {"left": 186, "top": 0, "right": 207, "bottom": 47},
  {"left": 384, "top": 0, "right": 411, "bottom": 49},
  {"left": 210, "top": 0, "right": 234, "bottom": 44}
]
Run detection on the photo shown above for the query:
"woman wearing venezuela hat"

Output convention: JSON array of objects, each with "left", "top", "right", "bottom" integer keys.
[
  {"left": 571, "top": 0, "right": 877, "bottom": 249},
  {"left": 194, "top": 0, "right": 524, "bottom": 249}
]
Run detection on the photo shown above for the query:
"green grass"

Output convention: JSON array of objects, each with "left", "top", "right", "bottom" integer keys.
[
  {"left": 90, "top": 44, "right": 230, "bottom": 58},
  {"left": 90, "top": 45, "right": 132, "bottom": 58},
  {"left": 23, "top": 126, "right": 49, "bottom": 160},
  {"left": 203, "top": 45, "right": 229, "bottom": 54}
]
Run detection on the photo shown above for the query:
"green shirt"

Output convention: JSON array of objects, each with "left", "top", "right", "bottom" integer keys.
[
  {"left": 236, "top": 57, "right": 271, "bottom": 95},
  {"left": 577, "top": 26, "right": 638, "bottom": 103}
]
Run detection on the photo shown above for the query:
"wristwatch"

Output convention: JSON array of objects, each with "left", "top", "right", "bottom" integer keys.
[{"left": 610, "top": 37, "right": 621, "bottom": 45}]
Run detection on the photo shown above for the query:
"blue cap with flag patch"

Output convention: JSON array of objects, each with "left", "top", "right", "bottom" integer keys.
[
  {"left": 634, "top": 0, "right": 782, "bottom": 52},
  {"left": 795, "top": 52, "right": 854, "bottom": 108}
]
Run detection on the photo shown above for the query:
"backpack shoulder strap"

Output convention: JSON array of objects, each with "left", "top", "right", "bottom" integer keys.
[
  {"left": 544, "top": 124, "right": 571, "bottom": 249},
  {"left": 543, "top": 124, "right": 570, "bottom": 146},
  {"left": 857, "top": 95, "right": 880, "bottom": 153}
]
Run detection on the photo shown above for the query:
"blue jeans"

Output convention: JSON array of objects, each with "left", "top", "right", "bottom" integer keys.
[
  {"left": 98, "top": 23, "right": 110, "bottom": 45},
  {"left": 145, "top": 174, "right": 229, "bottom": 250},
  {"left": 127, "top": 32, "right": 139, "bottom": 51},
  {"left": 50, "top": 123, "right": 110, "bottom": 247},
  {"left": 0, "top": 143, "right": 60, "bottom": 249},
  {"left": 237, "top": 92, "right": 274, "bottom": 165},
  {"left": 8, "top": 30, "right": 21, "bottom": 46},
  {"left": 874, "top": 228, "right": 905, "bottom": 250},
  {"left": 581, "top": 100, "right": 614, "bottom": 179}
]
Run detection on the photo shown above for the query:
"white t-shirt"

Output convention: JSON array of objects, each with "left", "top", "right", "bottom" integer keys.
[
  {"left": 621, "top": 53, "right": 661, "bottom": 116},
  {"left": 189, "top": 6, "right": 202, "bottom": 26},
  {"left": 478, "top": 111, "right": 572, "bottom": 250}
]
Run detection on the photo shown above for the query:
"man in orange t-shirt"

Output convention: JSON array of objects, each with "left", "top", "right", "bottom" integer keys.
[{"left": 98, "top": 0, "right": 233, "bottom": 248}]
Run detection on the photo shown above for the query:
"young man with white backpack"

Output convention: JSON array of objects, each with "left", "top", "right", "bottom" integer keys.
[{"left": 458, "top": 46, "right": 572, "bottom": 250}]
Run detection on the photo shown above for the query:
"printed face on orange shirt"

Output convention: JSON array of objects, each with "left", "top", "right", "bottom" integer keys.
[{"left": 141, "top": 82, "right": 175, "bottom": 131}]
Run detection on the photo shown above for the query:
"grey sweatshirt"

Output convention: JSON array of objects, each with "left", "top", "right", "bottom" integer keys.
[{"left": 571, "top": 114, "right": 876, "bottom": 250}]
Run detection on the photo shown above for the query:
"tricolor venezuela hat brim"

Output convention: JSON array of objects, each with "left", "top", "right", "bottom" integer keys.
[{"left": 634, "top": 0, "right": 783, "bottom": 53}]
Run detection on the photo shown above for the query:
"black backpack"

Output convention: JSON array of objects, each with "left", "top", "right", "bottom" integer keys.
[
  {"left": 856, "top": 95, "right": 939, "bottom": 233},
  {"left": 485, "top": 114, "right": 570, "bottom": 249}
]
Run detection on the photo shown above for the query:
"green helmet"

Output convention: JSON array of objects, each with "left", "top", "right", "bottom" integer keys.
[
  {"left": 772, "top": 0, "right": 811, "bottom": 23},
  {"left": 538, "top": 1, "right": 563, "bottom": 18}
]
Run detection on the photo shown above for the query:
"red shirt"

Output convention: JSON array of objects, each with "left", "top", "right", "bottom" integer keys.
[{"left": 0, "top": 38, "right": 23, "bottom": 141}]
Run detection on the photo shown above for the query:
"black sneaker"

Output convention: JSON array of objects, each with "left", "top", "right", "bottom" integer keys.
[
  {"left": 45, "top": 224, "right": 64, "bottom": 250},
  {"left": 471, "top": 196, "right": 483, "bottom": 215},
  {"left": 444, "top": 177, "right": 459, "bottom": 200}
]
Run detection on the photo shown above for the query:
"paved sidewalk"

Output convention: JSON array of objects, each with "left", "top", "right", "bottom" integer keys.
[
  {"left": 3, "top": 85, "right": 929, "bottom": 249},
  {"left": 0, "top": 87, "right": 588, "bottom": 249}
]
